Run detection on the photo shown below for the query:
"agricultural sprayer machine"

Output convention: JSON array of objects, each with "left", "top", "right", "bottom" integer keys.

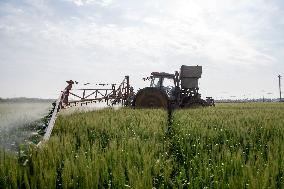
[{"left": 59, "top": 65, "right": 214, "bottom": 109}]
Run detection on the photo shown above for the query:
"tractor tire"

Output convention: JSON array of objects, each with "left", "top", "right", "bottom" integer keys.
[{"left": 133, "top": 87, "right": 169, "bottom": 109}]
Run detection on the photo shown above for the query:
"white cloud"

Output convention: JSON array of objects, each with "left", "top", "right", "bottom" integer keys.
[
  {"left": 66, "top": 0, "right": 115, "bottom": 7},
  {"left": 123, "top": 2, "right": 277, "bottom": 67},
  {"left": 0, "top": 0, "right": 283, "bottom": 98},
  {"left": 1, "top": 0, "right": 277, "bottom": 67},
  {"left": 72, "top": 0, "right": 84, "bottom": 6}
]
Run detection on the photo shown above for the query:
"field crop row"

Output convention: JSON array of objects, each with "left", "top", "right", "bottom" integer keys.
[
  {"left": 1, "top": 103, "right": 284, "bottom": 188},
  {"left": 169, "top": 103, "right": 284, "bottom": 188}
]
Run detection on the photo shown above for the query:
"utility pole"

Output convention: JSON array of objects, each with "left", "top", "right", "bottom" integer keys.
[{"left": 279, "top": 75, "right": 282, "bottom": 102}]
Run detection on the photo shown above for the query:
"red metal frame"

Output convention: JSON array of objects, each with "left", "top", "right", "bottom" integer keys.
[{"left": 60, "top": 76, "right": 133, "bottom": 108}]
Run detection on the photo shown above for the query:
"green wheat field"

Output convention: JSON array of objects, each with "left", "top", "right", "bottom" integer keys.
[{"left": 1, "top": 103, "right": 284, "bottom": 188}]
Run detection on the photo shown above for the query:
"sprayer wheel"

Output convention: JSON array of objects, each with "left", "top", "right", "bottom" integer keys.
[{"left": 133, "top": 87, "right": 169, "bottom": 109}]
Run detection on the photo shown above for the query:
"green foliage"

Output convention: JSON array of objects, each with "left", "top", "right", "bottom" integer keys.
[
  {"left": 1, "top": 103, "right": 284, "bottom": 188},
  {"left": 171, "top": 103, "right": 284, "bottom": 188},
  {"left": 1, "top": 108, "right": 168, "bottom": 188}
]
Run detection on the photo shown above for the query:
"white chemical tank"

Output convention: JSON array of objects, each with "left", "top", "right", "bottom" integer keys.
[{"left": 180, "top": 65, "right": 202, "bottom": 89}]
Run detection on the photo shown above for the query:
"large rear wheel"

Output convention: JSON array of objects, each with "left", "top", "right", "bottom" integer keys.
[{"left": 133, "top": 87, "right": 169, "bottom": 109}]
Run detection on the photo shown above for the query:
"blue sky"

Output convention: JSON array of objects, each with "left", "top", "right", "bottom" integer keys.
[{"left": 0, "top": 0, "right": 283, "bottom": 99}]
